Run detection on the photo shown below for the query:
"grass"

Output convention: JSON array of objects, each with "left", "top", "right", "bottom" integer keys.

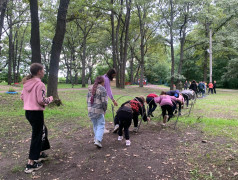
[
  {"left": 1, "top": 86, "right": 238, "bottom": 179},
  {"left": 1, "top": 87, "right": 238, "bottom": 141}
]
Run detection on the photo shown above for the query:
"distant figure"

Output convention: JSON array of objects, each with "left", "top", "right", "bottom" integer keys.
[
  {"left": 208, "top": 82, "right": 213, "bottom": 94},
  {"left": 184, "top": 80, "right": 188, "bottom": 90},
  {"left": 178, "top": 81, "right": 183, "bottom": 91},
  {"left": 21, "top": 63, "right": 53, "bottom": 173},
  {"left": 189, "top": 80, "right": 198, "bottom": 97},
  {"left": 198, "top": 81, "right": 205, "bottom": 97},
  {"left": 87, "top": 76, "right": 108, "bottom": 148},
  {"left": 88, "top": 78, "right": 91, "bottom": 85},
  {"left": 213, "top": 81, "right": 217, "bottom": 94}
]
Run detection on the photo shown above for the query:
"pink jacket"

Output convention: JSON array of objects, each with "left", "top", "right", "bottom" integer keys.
[
  {"left": 21, "top": 78, "right": 53, "bottom": 110},
  {"left": 177, "top": 94, "right": 184, "bottom": 104},
  {"left": 154, "top": 95, "right": 177, "bottom": 106}
]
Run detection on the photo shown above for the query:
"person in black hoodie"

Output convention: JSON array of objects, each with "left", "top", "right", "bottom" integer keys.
[
  {"left": 213, "top": 80, "right": 217, "bottom": 94},
  {"left": 189, "top": 80, "right": 198, "bottom": 97},
  {"left": 114, "top": 96, "right": 150, "bottom": 146}
]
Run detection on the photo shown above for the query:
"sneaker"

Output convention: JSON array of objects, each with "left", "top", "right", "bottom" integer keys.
[
  {"left": 163, "top": 115, "right": 169, "bottom": 123},
  {"left": 94, "top": 140, "right": 102, "bottom": 148},
  {"left": 118, "top": 136, "right": 123, "bottom": 141},
  {"left": 150, "top": 113, "right": 154, "bottom": 117},
  {"left": 35, "top": 152, "right": 48, "bottom": 162},
  {"left": 104, "top": 129, "right": 110, "bottom": 134},
  {"left": 113, "top": 124, "right": 119, "bottom": 133},
  {"left": 126, "top": 140, "right": 131, "bottom": 146},
  {"left": 174, "top": 109, "right": 177, "bottom": 114},
  {"left": 133, "top": 127, "right": 138, "bottom": 133},
  {"left": 24, "top": 162, "right": 43, "bottom": 174}
]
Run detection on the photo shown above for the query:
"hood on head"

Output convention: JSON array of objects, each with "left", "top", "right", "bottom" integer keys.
[{"left": 23, "top": 78, "right": 41, "bottom": 93}]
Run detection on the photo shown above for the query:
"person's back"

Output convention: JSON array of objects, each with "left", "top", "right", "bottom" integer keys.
[{"left": 154, "top": 95, "right": 176, "bottom": 107}]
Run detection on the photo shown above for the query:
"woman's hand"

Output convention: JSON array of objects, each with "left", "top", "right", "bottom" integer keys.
[
  {"left": 113, "top": 100, "right": 118, "bottom": 106},
  {"left": 147, "top": 117, "right": 151, "bottom": 122}
]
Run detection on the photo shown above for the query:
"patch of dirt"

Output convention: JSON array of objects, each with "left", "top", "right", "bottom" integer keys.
[{"left": 1, "top": 120, "right": 238, "bottom": 180}]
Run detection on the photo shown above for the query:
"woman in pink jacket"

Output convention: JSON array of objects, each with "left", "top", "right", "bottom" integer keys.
[
  {"left": 154, "top": 91, "right": 177, "bottom": 126},
  {"left": 21, "top": 63, "right": 53, "bottom": 173}
]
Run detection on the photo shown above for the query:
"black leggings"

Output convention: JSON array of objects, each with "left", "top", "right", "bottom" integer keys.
[
  {"left": 161, "top": 105, "right": 173, "bottom": 121},
  {"left": 182, "top": 94, "right": 189, "bottom": 107},
  {"left": 116, "top": 110, "right": 133, "bottom": 140},
  {"left": 146, "top": 97, "right": 157, "bottom": 115},
  {"left": 25, "top": 111, "right": 50, "bottom": 160}
]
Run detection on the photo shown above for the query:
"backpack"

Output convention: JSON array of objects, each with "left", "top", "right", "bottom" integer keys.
[{"left": 129, "top": 99, "right": 142, "bottom": 113}]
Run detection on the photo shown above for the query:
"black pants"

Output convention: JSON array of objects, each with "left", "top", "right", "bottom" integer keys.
[
  {"left": 146, "top": 97, "right": 157, "bottom": 115},
  {"left": 177, "top": 101, "right": 182, "bottom": 112},
  {"left": 161, "top": 105, "right": 173, "bottom": 121},
  {"left": 117, "top": 110, "right": 133, "bottom": 140},
  {"left": 25, "top": 111, "right": 50, "bottom": 160},
  {"left": 213, "top": 88, "right": 216, "bottom": 94},
  {"left": 182, "top": 94, "right": 189, "bottom": 107},
  {"left": 208, "top": 88, "right": 213, "bottom": 94}
]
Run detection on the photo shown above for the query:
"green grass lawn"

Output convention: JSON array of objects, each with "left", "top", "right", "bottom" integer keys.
[{"left": 0, "top": 88, "right": 238, "bottom": 141}]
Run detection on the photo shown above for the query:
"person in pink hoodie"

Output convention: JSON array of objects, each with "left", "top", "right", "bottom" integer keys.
[
  {"left": 154, "top": 91, "right": 178, "bottom": 126},
  {"left": 21, "top": 63, "right": 53, "bottom": 173}
]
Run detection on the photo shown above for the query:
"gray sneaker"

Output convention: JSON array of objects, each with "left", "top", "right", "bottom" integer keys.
[
  {"left": 104, "top": 129, "right": 110, "bottom": 134},
  {"left": 94, "top": 140, "right": 102, "bottom": 148},
  {"left": 133, "top": 127, "right": 138, "bottom": 133},
  {"left": 113, "top": 124, "right": 119, "bottom": 133}
]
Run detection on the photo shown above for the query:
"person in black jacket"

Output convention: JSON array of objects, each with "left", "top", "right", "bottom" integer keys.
[
  {"left": 189, "top": 80, "right": 198, "bottom": 97},
  {"left": 114, "top": 96, "right": 150, "bottom": 146},
  {"left": 213, "top": 80, "right": 217, "bottom": 94}
]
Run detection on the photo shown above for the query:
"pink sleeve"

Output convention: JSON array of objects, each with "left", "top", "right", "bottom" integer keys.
[
  {"left": 171, "top": 96, "right": 177, "bottom": 101},
  {"left": 36, "top": 84, "right": 53, "bottom": 106},
  {"left": 154, "top": 96, "right": 161, "bottom": 104}
]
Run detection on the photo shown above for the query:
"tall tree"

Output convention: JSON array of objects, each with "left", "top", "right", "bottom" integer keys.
[
  {"left": 47, "top": 0, "right": 70, "bottom": 100},
  {"left": 30, "top": 0, "right": 41, "bottom": 63}
]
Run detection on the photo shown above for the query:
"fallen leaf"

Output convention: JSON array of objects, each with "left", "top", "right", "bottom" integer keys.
[
  {"left": 32, "top": 176, "right": 41, "bottom": 179},
  {"left": 105, "top": 154, "right": 111, "bottom": 157},
  {"left": 148, "top": 166, "right": 152, "bottom": 169},
  {"left": 133, "top": 154, "right": 139, "bottom": 157}
]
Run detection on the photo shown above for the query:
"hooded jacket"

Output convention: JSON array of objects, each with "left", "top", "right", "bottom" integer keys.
[
  {"left": 21, "top": 78, "right": 53, "bottom": 110},
  {"left": 154, "top": 95, "right": 177, "bottom": 107},
  {"left": 87, "top": 84, "right": 108, "bottom": 119}
]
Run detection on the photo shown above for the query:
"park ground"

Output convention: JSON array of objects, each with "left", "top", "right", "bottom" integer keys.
[{"left": 0, "top": 83, "right": 238, "bottom": 180}]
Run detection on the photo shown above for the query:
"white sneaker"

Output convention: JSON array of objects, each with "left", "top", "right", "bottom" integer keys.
[
  {"left": 118, "top": 136, "right": 123, "bottom": 141},
  {"left": 104, "top": 128, "right": 110, "bottom": 134},
  {"left": 113, "top": 124, "right": 119, "bottom": 133},
  {"left": 94, "top": 140, "right": 102, "bottom": 148},
  {"left": 126, "top": 140, "right": 131, "bottom": 146}
]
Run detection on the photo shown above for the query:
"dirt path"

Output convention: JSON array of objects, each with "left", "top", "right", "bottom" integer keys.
[{"left": 1, "top": 121, "right": 203, "bottom": 180}]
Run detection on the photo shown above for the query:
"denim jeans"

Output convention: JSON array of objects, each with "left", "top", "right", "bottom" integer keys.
[{"left": 91, "top": 114, "right": 105, "bottom": 142}]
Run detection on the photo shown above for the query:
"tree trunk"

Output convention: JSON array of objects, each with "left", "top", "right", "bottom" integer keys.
[
  {"left": 203, "top": 22, "right": 210, "bottom": 82},
  {"left": 47, "top": 0, "right": 70, "bottom": 99},
  {"left": 169, "top": 0, "right": 175, "bottom": 90},
  {"left": 178, "top": 4, "right": 189, "bottom": 75},
  {"left": 130, "top": 48, "right": 134, "bottom": 84},
  {"left": 110, "top": 0, "right": 117, "bottom": 69},
  {"left": 0, "top": 0, "right": 7, "bottom": 55},
  {"left": 81, "top": 35, "right": 86, "bottom": 87},
  {"left": 8, "top": 16, "right": 13, "bottom": 85},
  {"left": 30, "top": 0, "right": 41, "bottom": 63},
  {"left": 115, "top": 0, "right": 123, "bottom": 88}
]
